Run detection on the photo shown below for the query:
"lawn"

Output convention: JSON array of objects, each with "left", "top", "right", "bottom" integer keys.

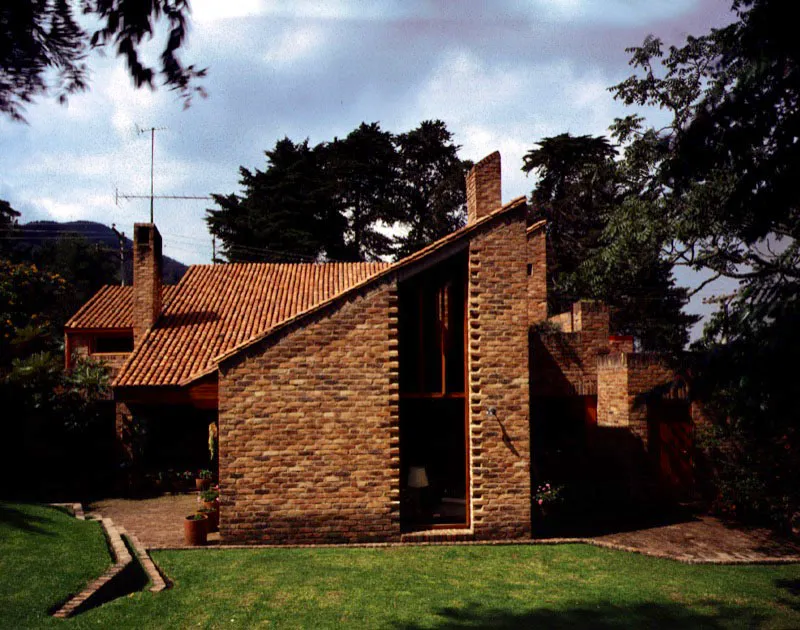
[{"left": 2, "top": 502, "right": 800, "bottom": 629}]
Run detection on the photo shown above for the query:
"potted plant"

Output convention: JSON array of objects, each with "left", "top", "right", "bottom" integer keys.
[
  {"left": 198, "top": 506, "right": 218, "bottom": 533},
  {"left": 184, "top": 513, "right": 208, "bottom": 545},
  {"left": 200, "top": 488, "right": 219, "bottom": 511},
  {"left": 533, "top": 482, "right": 564, "bottom": 536},
  {"left": 195, "top": 469, "right": 213, "bottom": 491}
]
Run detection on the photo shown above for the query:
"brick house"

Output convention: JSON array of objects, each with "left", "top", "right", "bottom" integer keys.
[{"left": 65, "top": 151, "right": 691, "bottom": 544}]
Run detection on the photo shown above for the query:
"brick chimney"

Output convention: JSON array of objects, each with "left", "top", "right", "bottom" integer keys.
[
  {"left": 132, "top": 223, "right": 162, "bottom": 345},
  {"left": 466, "top": 151, "right": 501, "bottom": 225}
]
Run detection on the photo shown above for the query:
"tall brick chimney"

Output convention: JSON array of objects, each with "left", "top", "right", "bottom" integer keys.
[
  {"left": 466, "top": 151, "right": 501, "bottom": 225},
  {"left": 132, "top": 223, "right": 162, "bottom": 345}
]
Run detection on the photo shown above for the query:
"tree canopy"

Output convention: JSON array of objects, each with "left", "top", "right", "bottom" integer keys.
[
  {"left": 1, "top": 0, "right": 205, "bottom": 121},
  {"left": 605, "top": 0, "right": 800, "bottom": 529},
  {"left": 206, "top": 120, "right": 471, "bottom": 263},
  {"left": 522, "top": 133, "right": 697, "bottom": 352}
]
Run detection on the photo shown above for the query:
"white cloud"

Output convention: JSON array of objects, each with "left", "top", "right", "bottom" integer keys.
[
  {"left": 411, "top": 50, "right": 621, "bottom": 199},
  {"left": 263, "top": 25, "right": 326, "bottom": 66}
]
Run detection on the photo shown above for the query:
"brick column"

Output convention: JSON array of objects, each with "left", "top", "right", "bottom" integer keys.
[{"left": 467, "top": 208, "right": 531, "bottom": 539}]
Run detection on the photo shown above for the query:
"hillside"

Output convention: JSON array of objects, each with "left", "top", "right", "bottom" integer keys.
[{"left": 18, "top": 220, "right": 188, "bottom": 284}]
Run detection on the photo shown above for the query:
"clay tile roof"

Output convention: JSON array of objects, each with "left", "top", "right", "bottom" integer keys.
[
  {"left": 113, "top": 262, "right": 390, "bottom": 387},
  {"left": 214, "top": 196, "right": 528, "bottom": 368},
  {"left": 65, "top": 285, "right": 179, "bottom": 330}
]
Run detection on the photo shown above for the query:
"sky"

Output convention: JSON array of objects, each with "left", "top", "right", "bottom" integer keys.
[{"left": 0, "top": 0, "right": 737, "bottom": 336}]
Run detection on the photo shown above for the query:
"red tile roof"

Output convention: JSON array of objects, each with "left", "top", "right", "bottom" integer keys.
[
  {"left": 65, "top": 285, "right": 178, "bottom": 330},
  {"left": 84, "top": 195, "right": 526, "bottom": 389},
  {"left": 113, "top": 262, "right": 390, "bottom": 387},
  {"left": 214, "top": 196, "right": 527, "bottom": 368}
]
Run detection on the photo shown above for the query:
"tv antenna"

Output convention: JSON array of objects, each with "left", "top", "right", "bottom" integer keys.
[{"left": 115, "top": 124, "right": 211, "bottom": 222}]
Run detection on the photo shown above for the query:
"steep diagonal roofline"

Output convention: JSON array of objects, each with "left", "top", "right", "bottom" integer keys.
[{"left": 199, "top": 196, "right": 527, "bottom": 383}]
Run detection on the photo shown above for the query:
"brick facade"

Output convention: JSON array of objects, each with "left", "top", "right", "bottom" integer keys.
[
  {"left": 467, "top": 209, "right": 531, "bottom": 539},
  {"left": 597, "top": 353, "right": 678, "bottom": 448},
  {"left": 526, "top": 222, "right": 547, "bottom": 325},
  {"left": 531, "top": 302, "right": 611, "bottom": 397},
  {"left": 217, "top": 282, "right": 400, "bottom": 544},
  {"left": 132, "top": 223, "right": 162, "bottom": 346},
  {"left": 466, "top": 152, "right": 501, "bottom": 225}
]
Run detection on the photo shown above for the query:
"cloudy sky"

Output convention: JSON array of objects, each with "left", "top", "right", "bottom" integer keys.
[{"left": 0, "top": 0, "right": 736, "bottom": 333}]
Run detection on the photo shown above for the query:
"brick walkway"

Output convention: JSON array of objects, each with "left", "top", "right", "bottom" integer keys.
[
  {"left": 89, "top": 494, "right": 220, "bottom": 548},
  {"left": 87, "top": 494, "right": 800, "bottom": 563}
]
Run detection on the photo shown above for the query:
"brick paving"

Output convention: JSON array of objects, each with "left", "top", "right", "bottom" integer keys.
[
  {"left": 87, "top": 494, "right": 800, "bottom": 563},
  {"left": 88, "top": 493, "right": 220, "bottom": 548}
]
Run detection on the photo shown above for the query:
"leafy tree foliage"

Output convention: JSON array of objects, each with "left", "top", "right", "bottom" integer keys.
[
  {"left": 207, "top": 138, "right": 335, "bottom": 263},
  {"left": 1, "top": 0, "right": 205, "bottom": 122},
  {"left": 394, "top": 121, "right": 472, "bottom": 259},
  {"left": 609, "top": 0, "right": 800, "bottom": 528},
  {"left": 522, "top": 134, "right": 697, "bottom": 351},
  {"left": 207, "top": 120, "right": 470, "bottom": 263}
]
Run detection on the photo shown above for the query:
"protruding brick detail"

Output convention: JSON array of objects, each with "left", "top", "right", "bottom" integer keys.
[
  {"left": 132, "top": 223, "right": 162, "bottom": 345},
  {"left": 218, "top": 281, "right": 399, "bottom": 544},
  {"left": 466, "top": 152, "right": 502, "bottom": 225},
  {"left": 467, "top": 206, "right": 531, "bottom": 539},
  {"left": 526, "top": 221, "right": 547, "bottom": 325}
]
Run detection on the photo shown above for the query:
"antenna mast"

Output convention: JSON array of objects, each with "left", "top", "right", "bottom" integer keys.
[{"left": 135, "top": 125, "right": 166, "bottom": 222}]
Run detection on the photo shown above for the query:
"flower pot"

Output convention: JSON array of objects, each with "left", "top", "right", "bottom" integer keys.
[
  {"left": 184, "top": 514, "right": 208, "bottom": 546},
  {"left": 196, "top": 478, "right": 211, "bottom": 491},
  {"left": 200, "top": 504, "right": 219, "bottom": 532}
]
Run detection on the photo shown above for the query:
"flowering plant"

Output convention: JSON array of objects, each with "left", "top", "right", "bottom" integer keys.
[{"left": 533, "top": 482, "right": 563, "bottom": 506}]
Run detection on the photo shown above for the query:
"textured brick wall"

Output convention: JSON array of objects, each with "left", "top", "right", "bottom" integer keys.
[
  {"left": 532, "top": 302, "right": 611, "bottom": 397},
  {"left": 218, "top": 281, "right": 399, "bottom": 544},
  {"left": 466, "top": 152, "right": 502, "bottom": 225},
  {"left": 597, "top": 356, "right": 628, "bottom": 428},
  {"left": 65, "top": 332, "right": 129, "bottom": 378},
  {"left": 597, "top": 353, "right": 677, "bottom": 448},
  {"left": 609, "top": 336, "right": 635, "bottom": 354},
  {"left": 132, "top": 223, "right": 162, "bottom": 346},
  {"left": 467, "top": 207, "right": 531, "bottom": 539},
  {"left": 526, "top": 224, "right": 547, "bottom": 325}
]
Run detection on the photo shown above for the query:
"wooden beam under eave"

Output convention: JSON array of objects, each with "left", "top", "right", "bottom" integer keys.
[{"left": 114, "top": 373, "right": 218, "bottom": 410}]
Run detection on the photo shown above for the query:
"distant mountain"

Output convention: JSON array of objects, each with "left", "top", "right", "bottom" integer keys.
[{"left": 18, "top": 220, "right": 188, "bottom": 284}]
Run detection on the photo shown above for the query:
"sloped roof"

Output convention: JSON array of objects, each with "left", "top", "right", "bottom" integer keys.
[
  {"left": 109, "top": 195, "right": 526, "bottom": 389},
  {"left": 214, "top": 196, "right": 527, "bottom": 368},
  {"left": 113, "top": 262, "right": 390, "bottom": 387},
  {"left": 65, "top": 285, "right": 179, "bottom": 330}
]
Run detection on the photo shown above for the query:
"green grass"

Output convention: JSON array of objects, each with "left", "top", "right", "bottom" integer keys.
[
  {"left": 0, "top": 501, "right": 112, "bottom": 629},
  {"left": 2, "top": 502, "right": 800, "bottom": 629}
]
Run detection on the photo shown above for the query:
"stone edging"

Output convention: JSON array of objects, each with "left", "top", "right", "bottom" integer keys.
[{"left": 147, "top": 536, "right": 800, "bottom": 565}]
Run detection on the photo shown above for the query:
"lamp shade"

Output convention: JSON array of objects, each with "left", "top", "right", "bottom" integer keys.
[{"left": 408, "top": 466, "right": 429, "bottom": 489}]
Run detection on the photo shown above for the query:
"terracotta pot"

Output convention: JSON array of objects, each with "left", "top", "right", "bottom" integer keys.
[
  {"left": 195, "top": 478, "right": 211, "bottom": 491},
  {"left": 200, "top": 507, "right": 219, "bottom": 532},
  {"left": 184, "top": 514, "right": 208, "bottom": 545}
]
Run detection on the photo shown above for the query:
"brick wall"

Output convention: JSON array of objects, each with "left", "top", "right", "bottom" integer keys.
[
  {"left": 132, "top": 224, "right": 162, "bottom": 346},
  {"left": 466, "top": 152, "right": 501, "bottom": 225},
  {"left": 467, "top": 208, "right": 531, "bottom": 539},
  {"left": 65, "top": 332, "right": 130, "bottom": 379},
  {"left": 597, "top": 353, "right": 677, "bottom": 448},
  {"left": 532, "top": 302, "right": 610, "bottom": 397},
  {"left": 218, "top": 282, "right": 400, "bottom": 544},
  {"left": 526, "top": 223, "right": 547, "bottom": 325}
]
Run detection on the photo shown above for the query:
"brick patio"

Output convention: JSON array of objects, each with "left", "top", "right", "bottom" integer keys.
[{"left": 87, "top": 494, "right": 800, "bottom": 563}]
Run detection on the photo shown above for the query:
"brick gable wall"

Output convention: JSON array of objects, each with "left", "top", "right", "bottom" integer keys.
[
  {"left": 467, "top": 210, "right": 531, "bottom": 539},
  {"left": 217, "top": 282, "right": 400, "bottom": 544}
]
